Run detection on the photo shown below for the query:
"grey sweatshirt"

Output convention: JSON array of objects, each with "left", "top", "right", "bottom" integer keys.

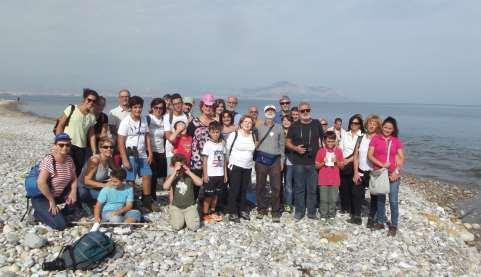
[{"left": 256, "top": 122, "right": 285, "bottom": 162}]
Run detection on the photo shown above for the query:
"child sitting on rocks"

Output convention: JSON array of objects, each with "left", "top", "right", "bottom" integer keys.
[
  {"left": 315, "top": 131, "right": 344, "bottom": 225},
  {"left": 94, "top": 168, "right": 141, "bottom": 224},
  {"left": 163, "top": 154, "right": 203, "bottom": 231}
]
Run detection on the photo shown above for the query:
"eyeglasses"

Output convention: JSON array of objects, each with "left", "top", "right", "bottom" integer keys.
[
  {"left": 227, "top": 101, "right": 237, "bottom": 105},
  {"left": 101, "top": 145, "right": 114, "bottom": 149},
  {"left": 351, "top": 121, "right": 361, "bottom": 125},
  {"left": 57, "top": 143, "right": 71, "bottom": 148},
  {"left": 153, "top": 106, "right": 165, "bottom": 110},
  {"left": 86, "top": 97, "right": 96, "bottom": 103},
  {"left": 280, "top": 101, "right": 291, "bottom": 105},
  {"left": 300, "top": 109, "right": 311, "bottom": 113},
  {"left": 321, "top": 123, "right": 328, "bottom": 126},
  {"left": 249, "top": 110, "right": 258, "bottom": 114}
]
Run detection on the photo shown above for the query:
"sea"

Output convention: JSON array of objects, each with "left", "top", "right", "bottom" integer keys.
[{"left": 8, "top": 94, "right": 481, "bottom": 188}]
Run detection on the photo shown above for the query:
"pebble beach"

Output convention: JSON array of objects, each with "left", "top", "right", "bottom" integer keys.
[{"left": 1, "top": 100, "right": 481, "bottom": 276}]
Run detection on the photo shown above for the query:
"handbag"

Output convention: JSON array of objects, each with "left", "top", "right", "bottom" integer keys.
[
  {"left": 255, "top": 150, "right": 280, "bottom": 166},
  {"left": 369, "top": 140, "right": 392, "bottom": 195}
]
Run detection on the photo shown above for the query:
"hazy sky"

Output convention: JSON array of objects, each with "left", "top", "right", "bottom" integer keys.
[{"left": 1, "top": 0, "right": 480, "bottom": 104}]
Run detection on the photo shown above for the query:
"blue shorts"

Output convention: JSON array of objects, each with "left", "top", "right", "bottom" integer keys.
[
  {"left": 102, "top": 209, "right": 141, "bottom": 223},
  {"left": 126, "top": 156, "right": 152, "bottom": 182}
]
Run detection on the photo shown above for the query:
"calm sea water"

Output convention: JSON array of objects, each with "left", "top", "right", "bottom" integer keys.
[{"left": 11, "top": 94, "right": 481, "bottom": 188}]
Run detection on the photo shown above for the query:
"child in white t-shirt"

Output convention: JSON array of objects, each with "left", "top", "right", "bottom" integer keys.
[{"left": 201, "top": 121, "right": 227, "bottom": 223}]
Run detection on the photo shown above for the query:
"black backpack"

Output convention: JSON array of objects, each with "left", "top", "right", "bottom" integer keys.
[
  {"left": 42, "top": 231, "right": 115, "bottom": 271},
  {"left": 52, "top": 104, "right": 75, "bottom": 135}
]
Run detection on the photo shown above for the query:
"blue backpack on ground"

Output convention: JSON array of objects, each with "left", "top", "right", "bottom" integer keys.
[
  {"left": 42, "top": 231, "right": 116, "bottom": 271},
  {"left": 21, "top": 155, "right": 56, "bottom": 221}
]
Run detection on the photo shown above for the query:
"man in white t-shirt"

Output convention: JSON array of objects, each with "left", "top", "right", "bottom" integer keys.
[
  {"left": 108, "top": 89, "right": 130, "bottom": 167},
  {"left": 164, "top": 93, "right": 188, "bottom": 174},
  {"left": 117, "top": 96, "right": 157, "bottom": 212}
]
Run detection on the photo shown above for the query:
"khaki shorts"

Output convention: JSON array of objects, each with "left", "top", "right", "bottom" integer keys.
[{"left": 169, "top": 204, "right": 200, "bottom": 231}]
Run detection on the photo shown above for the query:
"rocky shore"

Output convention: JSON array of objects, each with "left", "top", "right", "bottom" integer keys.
[{"left": 1, "top": 100, "right": 481, "bottom": 276}]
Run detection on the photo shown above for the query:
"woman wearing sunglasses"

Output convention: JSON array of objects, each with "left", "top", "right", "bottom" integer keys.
[
  {"left": 339, "top": 115, "right": 364, "bottom": 224},
  {"left": 77, "top": 138, "right": 117, "bottom": 210},
  {"left": 32, "top": 133, "right": 78, "bottom": 230},
  {"left": 147, "top": 98, "right": 168, "bottom": 200}
]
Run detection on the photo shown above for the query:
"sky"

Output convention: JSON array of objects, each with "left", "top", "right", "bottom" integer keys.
[{"left": 1, "top": 0, "right": 480, "bottom": 104}]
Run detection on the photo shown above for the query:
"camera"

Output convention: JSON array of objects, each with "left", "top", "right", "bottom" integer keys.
[
  {"left": 126, "top": 146, "right": 139, "bottom": 157},
  {"left": 304, "top": 146, "right": 313, "bottom": 158}
]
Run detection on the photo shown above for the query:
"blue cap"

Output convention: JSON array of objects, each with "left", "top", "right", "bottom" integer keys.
[{"left": 54, "top": 133, "right": 71, "bottom": 143}]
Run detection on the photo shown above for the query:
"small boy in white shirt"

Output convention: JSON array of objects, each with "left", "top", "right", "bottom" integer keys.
[{"left": 201, "top": 121, "right": 227, "bottom": 223}]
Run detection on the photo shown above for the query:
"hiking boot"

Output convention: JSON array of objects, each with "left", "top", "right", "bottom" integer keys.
[
  {"left": 228, "top": 214, "right": 240, "bottom": 223},
  {"left": 388, "top": 226, "right": 397, "bottom": 237},
  {"left": 373, "top": 223, "right": 386, "bottom": 231},
  {"left": 347, "top": 216, "right": 362, "bottom": 225},
  {"left": 320, "top": 218, "right": 327, "bottom": 225},
  {"left": 239, "top": 211, "right": 250, "bottom": 221},
  {"left": 307, "top": 213, "right": 318, "bottom": 220},
  {"left": 294, "top": 213, "right": 304, "bottom": 221}
]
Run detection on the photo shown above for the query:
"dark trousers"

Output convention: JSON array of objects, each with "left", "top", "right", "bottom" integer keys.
[
  {"left": 293, "top": 165, "right": 318, "bottom": 217},
  {"left": 358, "top": 171, "right": 378, "bottom": 218},
  {"left": 255, "top": 158, "right": 282, "bottom": 216},
  {"left": 151, "top": 152, "right": 167, "bottom": 200},
  {"left": 191, "top": 169, "right": 203, "bottom": 201},
  {"left": 227, "top": 165, "right": 252, "bottom": 215},
  {"left": 31, "top": 189, "right": 70, "bottom": 231},
  {"left": 341, "top": 172, "right": 364, "bottom": 217},
  {"left": 70, "top": 145, "right": 87, "bottom": 176}
]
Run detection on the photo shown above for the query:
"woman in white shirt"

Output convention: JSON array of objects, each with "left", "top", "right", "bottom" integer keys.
[
  {"left": 353, "top": 115, "right": 382, "bottom": 228},
  {"left": 225, "top": 115, "right": 256, "bottom": 223},
  {"left": 147, "top": 98, "right": 168, "bottom": 201},
  {"left": 339, "top": 114, "right": 364, "bottom": 224}
]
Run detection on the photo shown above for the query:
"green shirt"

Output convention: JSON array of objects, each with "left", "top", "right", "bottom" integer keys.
[
  {"left": 172, "top": 176, "right": 195, "bottom": 209},
  {"left": 63, "top": 105, "right": 97, "bottom": 148}
]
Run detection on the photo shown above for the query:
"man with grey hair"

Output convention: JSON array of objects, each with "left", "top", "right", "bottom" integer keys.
[
  {"left": 274, "top": 95, "right": 291, "bottom": 124},
  {"left": 285, "top": 101, "right": 323, "bottom": 220},
  {"left": 226, "top": 96, "right": 242, "bottom": 124},
  {"left": 108, "top": 89, "right": 131, "bottom": 165}
]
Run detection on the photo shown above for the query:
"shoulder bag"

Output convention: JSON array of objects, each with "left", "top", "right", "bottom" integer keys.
[{"left": 369, "top": 140, "right": 392, "bottom": 195}]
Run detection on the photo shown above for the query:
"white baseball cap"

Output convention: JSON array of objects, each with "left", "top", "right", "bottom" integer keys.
[{"left": 264, "top": 105, "right": 277, "bottom": 112}]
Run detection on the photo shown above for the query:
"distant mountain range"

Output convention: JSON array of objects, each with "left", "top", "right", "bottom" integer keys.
[{"left": 241, "top": 81, "right": 350, "bottom": 102}]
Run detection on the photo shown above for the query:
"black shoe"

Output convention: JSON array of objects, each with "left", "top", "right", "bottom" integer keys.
[
  {"left": 339, "top": 209, "right": 350, "bottom": 215},
  {"left": 366, "top": 218, "right": 375, "bottom": 229},
  {"left": 228, "top": 214, "right": 240, "bottom": 223},
  {"left": 294, "top": 213, "right": 304, "bottom": 221},
  {"left": 307, "top": 213, "right": 318, "bottom": 220},
  {"left": 239, "top": 211, "right": 250, "bottom": 220},
  {"left": 373, "top": 223, "right": 386, "bottom": 231},
  {"left": 347, "top": 217, "right": 362, "bottom": 225}
]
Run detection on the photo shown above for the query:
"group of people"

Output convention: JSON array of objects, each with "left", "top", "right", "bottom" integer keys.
[{"left": 31, "top": 89, "right": 405, "bottom": 237}]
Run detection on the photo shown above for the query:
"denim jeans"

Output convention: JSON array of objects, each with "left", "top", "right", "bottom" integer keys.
[
  {"left": 283, "top": 165, "right": 294, "bottom": 206},
  {"left": 102, "top": 209, "right": 141, "bottom": 223},
  {"left": 31, "top": 189, "right": 70, "bottom": 231},
  {"left": 376, "top": 179, "right": 400, "bottom": 226},
  {"left": 293, "top": 165, "right": 318, "bottom": 218}
]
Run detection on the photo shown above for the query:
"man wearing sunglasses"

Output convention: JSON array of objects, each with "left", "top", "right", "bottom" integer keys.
[
  {"left": 55, "top": 88, "right": 99, "bottom": 176},
  {"left": 285, "top": 101, "right": 324, "bottom": 221},
  {"left": 274, "top": 95, "right": 291, "bottom": 124}
]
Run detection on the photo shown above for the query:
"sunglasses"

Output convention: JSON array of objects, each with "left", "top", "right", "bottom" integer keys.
[
  {"left": 321, "top": 123, "right": 328, "bottom": 126},
  {"left": 101, "top": 145, "right": 114, "bottom": 149},
  {"left": 351, "top": 121, "right": 361, "bottom": 125},
  {"left": 57, "top": 143, "right": 71, "bottom": 148},
  {"left": 153, "top": 106, "right": 165, "bottom": 110},
  {"left": 86, "top": 98, "right": 96, "bottom": 103},
  {"left": 300, "top": 109, "right": 311, "bottom": 113},
  {"left": 280, "top": 101, "right": 291, "bottom": 105}
]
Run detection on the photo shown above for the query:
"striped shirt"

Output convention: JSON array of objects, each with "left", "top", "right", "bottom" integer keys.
[{"left": 39, "top": 155, "right": 75, "bottom": 197}]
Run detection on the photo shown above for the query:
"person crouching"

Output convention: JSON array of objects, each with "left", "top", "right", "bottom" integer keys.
[{"left": 163, "top": 154, "right": 203, "bottom": 231}]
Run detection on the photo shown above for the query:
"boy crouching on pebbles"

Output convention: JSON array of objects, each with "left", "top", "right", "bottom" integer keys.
[
  {"left": 163, "top": 154, "right": 203, "bottom": 231},
  {"left": 94, "top": 168, "right": 141, "bottom": 224},
  {"left": 201, "top": 121, "right": 227, "bottom": 223}
]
